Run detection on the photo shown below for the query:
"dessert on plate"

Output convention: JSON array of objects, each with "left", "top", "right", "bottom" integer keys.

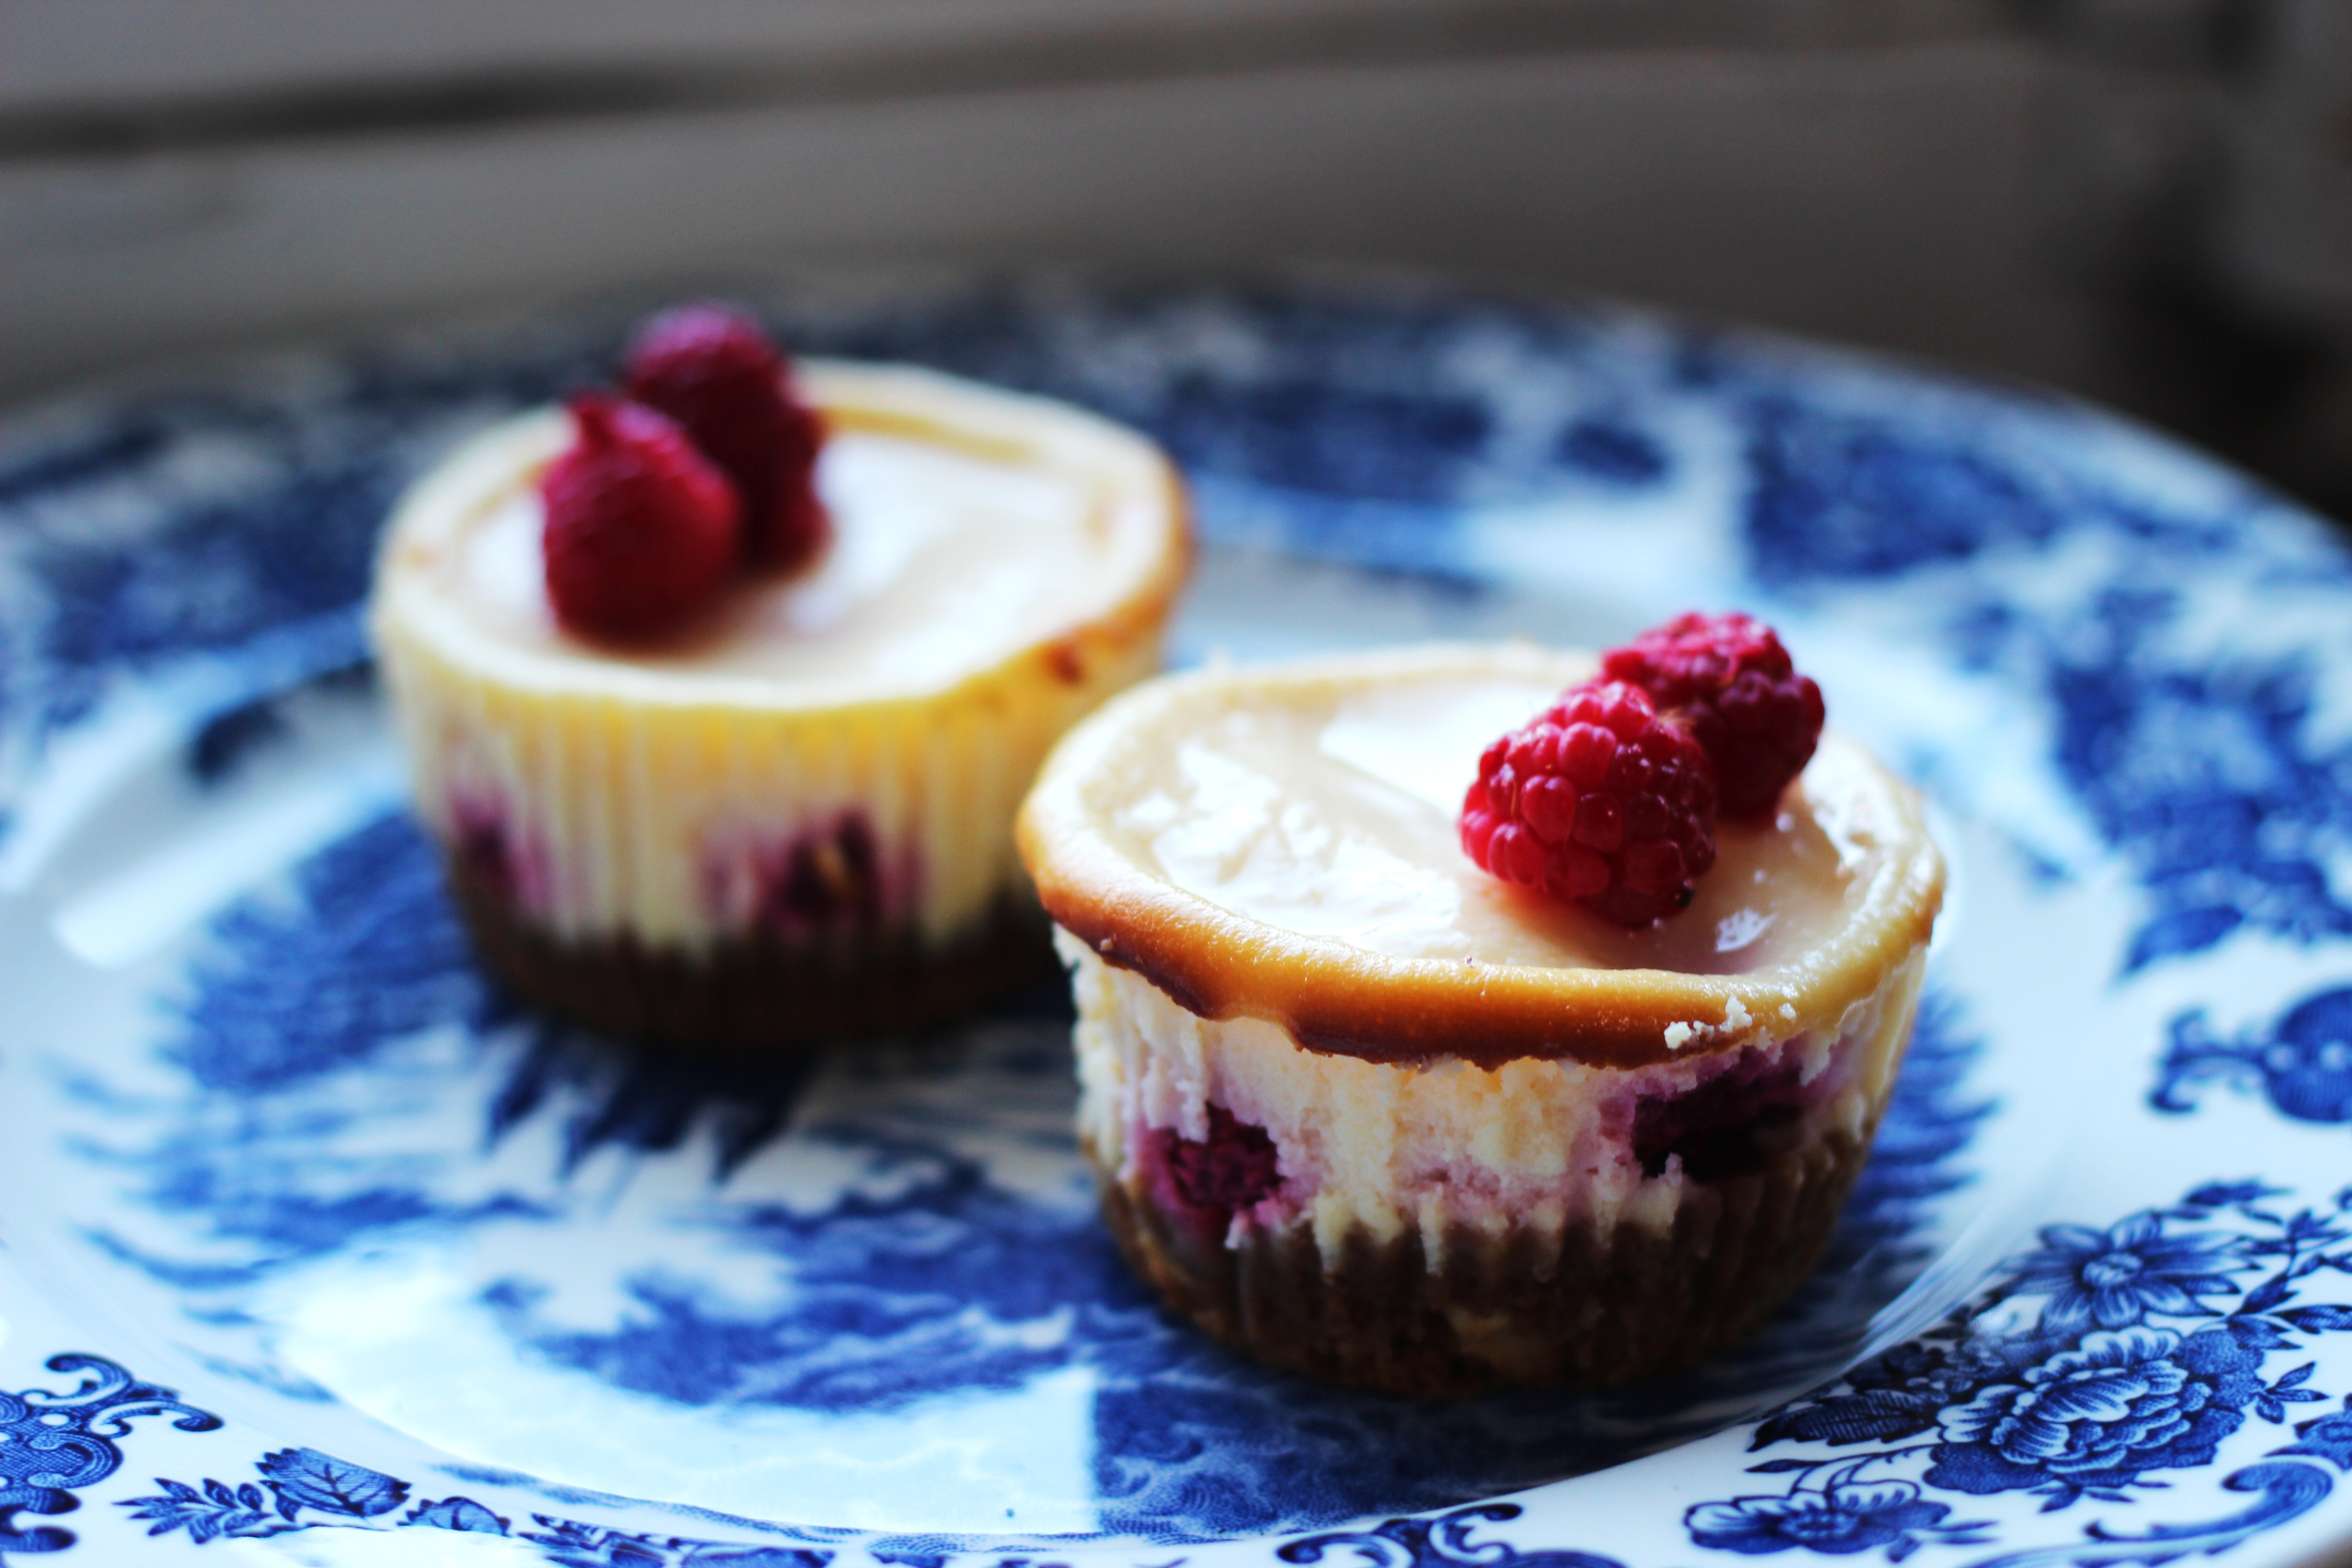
[
  {"left": 1017, "top": 619, "right": 1942, "bottom": 1394},
  {"left": 370, "top": 307, "right": 1191, "bottom": 1047}
]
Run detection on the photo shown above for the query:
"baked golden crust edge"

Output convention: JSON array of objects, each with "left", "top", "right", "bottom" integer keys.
[{"left": 1017, "top": 645, "right": 1944, "bottom": 1071}]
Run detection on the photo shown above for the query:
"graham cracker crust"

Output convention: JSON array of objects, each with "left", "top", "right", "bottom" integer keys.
[
  {"left": 1093, "top": 1130, "right": 1869, "bottom": 1397},
  {"left": 447, "top": 855, "right": 1055, "bottom": 1050}
]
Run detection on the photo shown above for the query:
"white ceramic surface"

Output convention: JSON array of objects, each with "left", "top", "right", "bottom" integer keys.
[{"left": 0, "top": 282, "right": 2347, "bottom": 1568}]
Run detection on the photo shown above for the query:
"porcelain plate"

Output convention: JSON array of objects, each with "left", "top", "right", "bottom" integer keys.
[{"left": 0, "top": 280, "right": 2349, "bottom": 1568}]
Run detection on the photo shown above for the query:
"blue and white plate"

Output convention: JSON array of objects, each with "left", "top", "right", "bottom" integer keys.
[{"left": 2, "top": 279, "right": 2351, "bottom": 1568}]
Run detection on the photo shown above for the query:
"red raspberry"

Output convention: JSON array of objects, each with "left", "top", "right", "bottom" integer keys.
[
  {"left": 623, "top": 304, "right": 829, "bottom": 574},
  {"left": 540, "top": 395, "right": 740, "bottom": 645},
  {"left": 1161, "top": 1105, "right": 1283, "bottom": 1215},
  {"left": 1601, "top": 612, "right": 1823, "bottom": 820},
  {"left": 1460, "top": 678, "right": 1718, "bottom": 927}
]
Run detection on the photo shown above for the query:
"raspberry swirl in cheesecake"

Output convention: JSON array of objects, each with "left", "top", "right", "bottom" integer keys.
[
  {"left": 372, "top": 358, "right": 1190, "bottom": 1048},
  {"left": 1018, "top": 642, "right": 1943, "bottom": 1394}
]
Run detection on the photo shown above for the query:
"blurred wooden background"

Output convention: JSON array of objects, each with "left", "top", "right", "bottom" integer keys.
[{"left": 3, "top": 0, "right": 2347, "bottom": 517}]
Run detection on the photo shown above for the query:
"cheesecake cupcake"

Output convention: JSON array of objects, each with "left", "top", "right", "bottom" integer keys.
[
  {"left": 370, "top": 310, "right": 1191, "bottom": 1047},
  {"left": 1016, "top": 632, "right": 1942, "bottom": 1395}
]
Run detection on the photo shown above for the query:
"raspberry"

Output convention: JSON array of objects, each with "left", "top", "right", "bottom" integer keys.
[
  {"left": 1601, "top": 612, "right": 1823, "bottom": 820},
  {"left": 1460, "top": 678, "right": 1718, "bottom": 927},
  {"left": 1164, "top": 1106, "right": 1283, "bottom": 1214},
  {"left": 540, "top": 395, "right": 740, "bottom": 645},
  {"left": 1633, "top": 1050, "right": 1807, "bottom": 1180},
  {"left": 1149, "top": 1105, "right": 1284, "bottom": 1236},
  {"left": 623, "top": 304, "right": 829, "bottom": 574}
]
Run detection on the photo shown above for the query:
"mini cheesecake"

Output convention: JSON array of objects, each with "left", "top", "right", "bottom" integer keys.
[
  {"left": 1017, "top": 644, "right": 1942, "bottom": 1395},
  {"left": 371, "top": 362, "right": 1190, "bottom": 1047}
]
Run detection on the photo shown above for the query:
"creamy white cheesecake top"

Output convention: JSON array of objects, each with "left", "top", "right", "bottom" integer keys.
[
  {"left": 1019, "top": 643, "right": 1944, "bottom": 1070},
  {"left": 373, "top": 361, "right": 1188, "bottom": 709}
]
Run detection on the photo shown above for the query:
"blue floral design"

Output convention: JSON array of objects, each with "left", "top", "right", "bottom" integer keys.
[
  {"left": 1740, "top": 397, "right": 2066, "bottom": 586},
  {"left": 2043, "top": 629, "right": 2352, "bottom": 970},
  {"left": 124, "top": 1446, "right": 441, "bottom": 1545},
  {"left": 0, "top": 1354, "right": 220, "bottom": 1560},
  {"left": 2003, "top": 1216, "right": 2250, "bottom": 1334},
  {"left": 522, "top": 1518, "right": 830, "bottom": 1566},
  {"left": 1926, "top": 1326, "right": 2263, "bottom": 1496},
  {"left": 122, "top": 1438, "right": 839, "bottom": 1563},
  {"left": 2154, "top": 988, "right": 2352, "bottom": 1127},
  {"left": 123, "top": 1479, "right": 288, "bottom": 1545},
  {"left": 1688, "top": 1471, "right": 1983, "bottom": 1558},
  {"left": 1689, "top": 1182, "right": 2352, "bottom": 1561},
  {"left": 1720, "top": 366, "right": 2352, "bottom": 975},
  {"left": 1279, "top": 1502, "right": 1624, "bottom": 1568},
  {"left": 253, "top": 1446, "right": 411, "bottom": 1518}
]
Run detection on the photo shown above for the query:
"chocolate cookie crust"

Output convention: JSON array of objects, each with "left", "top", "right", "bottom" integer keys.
[
  {"left": 1091, "top": 1128, "right": 1869, "bottom": 1397},
  {"left": 448, "top": 854, "right": 1055, "bottom": 1049}
]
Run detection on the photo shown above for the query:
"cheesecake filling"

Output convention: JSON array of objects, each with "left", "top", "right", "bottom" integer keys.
[
  {"left": 1068, "top": 936, "right": 1925, "bottom": 1261},
  {"left": 439, "top": 418, "right": 1157, "bottom": 697}
]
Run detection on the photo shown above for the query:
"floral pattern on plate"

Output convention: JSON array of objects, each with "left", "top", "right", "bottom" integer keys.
[{"left": 0, "top": 280, "right": 2347, "bottom": 1566}]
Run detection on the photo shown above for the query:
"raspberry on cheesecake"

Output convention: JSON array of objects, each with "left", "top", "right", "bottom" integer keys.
[
  {"left": 539, "top": 394, "right": 742, "bottom": 645},
  {"left": 1018, "top": 636, "right": 1942, "bottom": 1395},
  {"left": 1459, "top": 676, "right": 1719, "bottom": 926},
  {"left": 622, "top": 304, "right": 830, "bottom": 575},
  {"left": 370, "top": 309, "right": 1191, "bottom": 1049},
  {"left": 1601, "top": 610, "right": 1825, "bottom": 821}
]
